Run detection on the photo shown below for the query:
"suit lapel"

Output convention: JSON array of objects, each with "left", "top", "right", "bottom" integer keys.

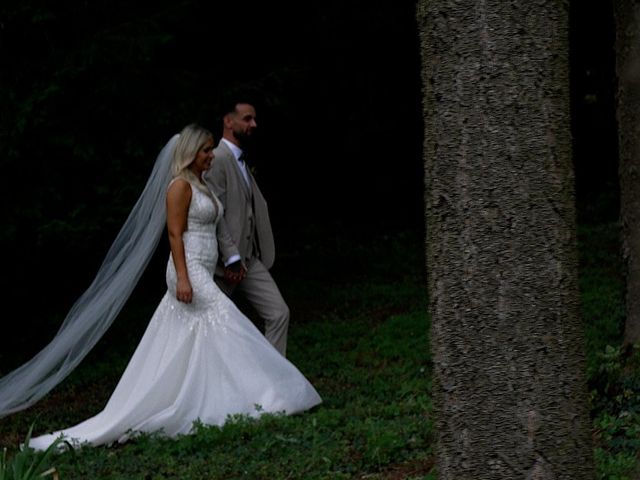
[{"left": 218, "top": 141, "right": 252, "bottom": 200}]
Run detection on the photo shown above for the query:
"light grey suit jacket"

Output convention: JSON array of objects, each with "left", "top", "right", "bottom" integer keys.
[{"left": 204, "top": 140, "right": 275, "bottom": 275}]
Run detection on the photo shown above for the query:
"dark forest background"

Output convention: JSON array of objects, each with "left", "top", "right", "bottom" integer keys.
[{"left": 0, "top": 1, "right": 618, "bottom": 359}]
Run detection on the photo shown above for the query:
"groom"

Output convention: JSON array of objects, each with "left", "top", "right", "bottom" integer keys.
[{"left": 204, "top": 98, "right": 289, "bottom": 356}]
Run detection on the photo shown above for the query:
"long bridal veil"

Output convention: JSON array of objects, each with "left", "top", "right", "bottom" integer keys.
[{"left": 0, "top": 134, "right": 180, "bottom": 418}]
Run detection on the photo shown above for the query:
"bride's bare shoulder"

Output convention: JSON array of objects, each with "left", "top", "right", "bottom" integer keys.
[{"left": 167, "top": 178, "right": 192, "bottom": 204}]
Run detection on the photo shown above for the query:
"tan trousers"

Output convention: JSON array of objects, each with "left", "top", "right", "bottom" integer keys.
[{"left": 216, "top": 258, "right": 289, "bottom": 356}]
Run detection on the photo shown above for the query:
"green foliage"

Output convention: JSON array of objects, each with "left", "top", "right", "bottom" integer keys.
[
  {"left": 590, "top": 345, "right": 640, "bottom": 480},
  {"left": 578, "top": 223, "right": 626, "bottom": 376},
  {"left": 579, "top": 224, "right": 640, "bottom": 479},
  {"left": 37, "top": 309, "right": 432, "bottom": 479},
  {"left": 0, "top": 425, "right": 62, "bottom": 480},
  {"left": 0, "top": 230, "right": 434, "bottom": 479},
  {"left": 2, "top": 223, "right": 639, "bottom": 479}
]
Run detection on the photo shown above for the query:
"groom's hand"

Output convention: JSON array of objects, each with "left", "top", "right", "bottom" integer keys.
[{"left": 224, "top": 261, "right": 247, "bottom": 285}]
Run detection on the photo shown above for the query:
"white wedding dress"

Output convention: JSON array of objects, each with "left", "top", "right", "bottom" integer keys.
[{"left": 29, "top": 183, "right": 321, "bottom": 450}]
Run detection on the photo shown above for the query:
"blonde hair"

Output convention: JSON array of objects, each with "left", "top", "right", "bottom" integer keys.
[{"left": 171, "top": 124, "right": 213, "bottom": 193}]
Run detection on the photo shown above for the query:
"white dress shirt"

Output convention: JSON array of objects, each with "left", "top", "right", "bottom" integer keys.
[{"left": 221, "top": 138, "right": 250, "bottom": 186}]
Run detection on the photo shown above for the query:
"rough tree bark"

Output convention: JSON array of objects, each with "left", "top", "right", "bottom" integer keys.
[
  {"left": 614, "top": 0, "right": 640, "bottom": 349},
  {"left": 416, "top": 0, "right": 595, "bottom": 478}
]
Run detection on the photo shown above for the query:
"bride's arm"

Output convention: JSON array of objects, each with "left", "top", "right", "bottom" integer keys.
[{"left": 166, "top": 179, "right": 193, "bottom": 303}]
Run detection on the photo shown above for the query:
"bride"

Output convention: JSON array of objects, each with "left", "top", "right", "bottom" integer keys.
[{"left": 2, "top": 124, "right": 321, "bottom": 449}]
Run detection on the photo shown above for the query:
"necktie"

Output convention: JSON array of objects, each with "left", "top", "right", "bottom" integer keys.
[{"left": 238, "top": 154, "right": 250, "bottom": 186}]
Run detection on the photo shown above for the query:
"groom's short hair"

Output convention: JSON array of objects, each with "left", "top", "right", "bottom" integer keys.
[{"left": 220, "top": 88, "right": 261, "bottom": 118}]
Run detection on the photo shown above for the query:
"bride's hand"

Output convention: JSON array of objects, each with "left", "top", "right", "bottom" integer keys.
[{"left": 176, "top": 277, "right": 193, "bottom": 303}]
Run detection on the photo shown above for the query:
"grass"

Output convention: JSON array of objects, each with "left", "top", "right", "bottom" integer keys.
[
  {"left": 0, "top": 227, "right": 433, "bottom": 479},
  {"left": 0, "top": 222, "right": 638, "bottom": 479},
  {"left": 0, "top": 424, "right": 63, "bottom": 480}
]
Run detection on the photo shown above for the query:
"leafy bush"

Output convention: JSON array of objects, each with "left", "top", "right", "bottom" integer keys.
[
  {"left": 590, "top": 345, "right": 640, "bottom": 480},
  {"left": 0, "top": 425, "right": 62, "bottom": 480}
]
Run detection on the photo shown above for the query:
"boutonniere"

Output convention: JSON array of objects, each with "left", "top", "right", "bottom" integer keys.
[{"left": 249, "top": 165, "right": 258, "bottom": 177}]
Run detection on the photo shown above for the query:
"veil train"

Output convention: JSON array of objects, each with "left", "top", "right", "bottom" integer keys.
[{"left": 0, "top": 134, "right": 180, "bottom": 418}]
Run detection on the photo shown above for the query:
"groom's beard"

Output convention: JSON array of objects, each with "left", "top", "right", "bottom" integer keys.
[{"left": 235, "top": 131, "right": 256, "bottom": 151}]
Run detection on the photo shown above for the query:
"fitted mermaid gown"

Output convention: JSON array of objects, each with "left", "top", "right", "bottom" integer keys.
[{"left": 29, "top": 184, "right": 321, "bottom": 450}]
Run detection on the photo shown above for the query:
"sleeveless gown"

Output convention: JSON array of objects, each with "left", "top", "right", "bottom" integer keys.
[{"left": 29, "top": 184, "right": 321, "bottom": 449}]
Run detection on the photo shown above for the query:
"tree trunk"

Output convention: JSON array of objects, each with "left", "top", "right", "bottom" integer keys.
[
  {"left": 416, "top": 1, "right": 595, "bottom": 478},
  {"left": 614, "top": 0, "right": 640, "bottom": 349}
]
